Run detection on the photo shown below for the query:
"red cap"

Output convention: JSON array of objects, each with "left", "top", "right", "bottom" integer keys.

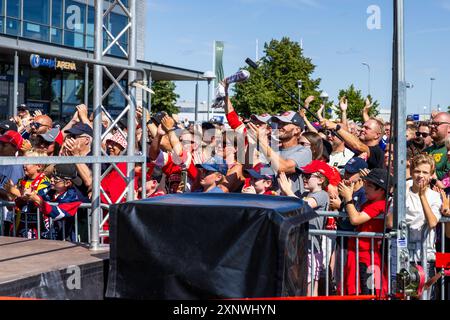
[
  {"left": 300, "top": 160, "right": 341, "bottom": 186},
  {"left": 0, "top": 130, "right": 23, "bottom": 150}
]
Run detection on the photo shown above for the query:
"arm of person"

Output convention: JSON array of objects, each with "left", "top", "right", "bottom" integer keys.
[
  {"left": 419, "top": 187, "right": 439, "bottom": 229},
  {"left": 340, "top": 97, "right": 348, "bottom": 127},
  {"left": 149, "top": 132, "right": 163, "bottom": 161},
  {"left": 219, "top": 163, "right": 245, "bottom": 193},
  {"left": 247, "top": 122, "right": 301, "bottom": 174},
  {"left": 75, "top": 163, "right": 92, "bottom": 193},
  {"left": 299, "top": 95, "right": 318, "bottom": 133},
  {"left": 321, "top": 120, "right": 370, "bottom": 156},
  {"left": 362, "top": 98, "right": 371, "bottom": 123},
  {"left": 339, "top": 182, "right": 372, "bottom": 225},
  {"left": 303, "top": 197, "right": 318, "bottom": 209},
  {"left": 223, "top": 82, "right": 246, "bottom": 132}
]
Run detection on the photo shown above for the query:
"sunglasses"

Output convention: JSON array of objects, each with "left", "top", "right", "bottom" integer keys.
[
  {"left": 430, "top": 121, "right": 450, "bottom": 127},
  {"left": 415, "top": 131, "right": 429, "bottom": 138},
  {"left": 31, "top": 122, "right": 50, "bottom": 129}
]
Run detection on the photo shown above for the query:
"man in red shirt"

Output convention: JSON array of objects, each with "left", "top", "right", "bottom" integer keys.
[{"left": 338, "top": 168, "right": 389, "bottom": 296}]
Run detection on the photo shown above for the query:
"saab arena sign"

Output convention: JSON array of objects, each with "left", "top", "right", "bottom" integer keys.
[{"left": 30, "top": 54, "right": 77, "bottom": 71}]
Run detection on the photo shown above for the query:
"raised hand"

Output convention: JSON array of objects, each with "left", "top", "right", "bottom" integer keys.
[
  {"left": 4, "top": 179, "right": 21, "bottom": 198},
  {"left": 317, "top": 104, "right": 325, "bottom": 121},
  {"left": 278, "top": 172, "right": 295, "bottom": 197},
  {"left": 439, "top": 189, "right": 450, "bottom": 216},
  {"left": 161, "top": 115, "right": 176, "bottom": 133},
  {"left": 76, "top": 104, "right": 89, "bottom": 123},
  {"left": 340, "top": 96, "right": 348, "bottom": 111},
  {"left": 304, "top": 95, "right": 315, "bottom": 108},
  {"left": 363, "top": 98, "right": 372, "bottom": 113},
  {"left": 338, "top": 181, "right": 354, "bottom": 202},
  {"left": 241, "top": 185, "right": 257, "bottom": 194}
]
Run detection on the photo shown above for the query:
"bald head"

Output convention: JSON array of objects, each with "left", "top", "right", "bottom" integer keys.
[
  {"left": 430, "top": 112, "right": 450, "bottom": 143},
  {"left": 31, "top": 115, "right": 53, "bottom": 136}
]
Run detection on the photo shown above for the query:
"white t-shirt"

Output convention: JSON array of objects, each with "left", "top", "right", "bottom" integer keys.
[
  {"left": 329, "top": 148, "right": 354, "bottom": 175},
  {"left": 405, "top": 187, "right": 442, "bottom": 262}
]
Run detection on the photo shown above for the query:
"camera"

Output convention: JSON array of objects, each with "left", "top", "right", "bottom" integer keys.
[{"left": 151, "top": 111, "right": 168, "bottom": 125}]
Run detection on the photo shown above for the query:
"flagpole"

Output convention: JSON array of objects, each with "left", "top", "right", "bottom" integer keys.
[{"left": 211, "top": 40, "right": 216, "bottom": 121}]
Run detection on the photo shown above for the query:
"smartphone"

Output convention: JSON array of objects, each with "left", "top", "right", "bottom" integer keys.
[
  {"left": 180, "top": 169, "right": 188, "bottom": 192},
  {"left": 151, "top": 111, "right": 168, "bottom": 125}
]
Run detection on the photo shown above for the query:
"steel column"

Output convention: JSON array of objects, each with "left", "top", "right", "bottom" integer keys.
[
  {"left": 13, "top": 51, "right": 18, "bottom": 117},
  {"left": 90, "top": 0, "right": 104, "bottom": 251}
]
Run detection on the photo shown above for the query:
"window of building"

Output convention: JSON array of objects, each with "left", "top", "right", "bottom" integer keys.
[
  {"left": 5, "top": 18, "right": 20, "bottom": 36},
  {"left": 6, "top": 0, "right": 20, "bottom": 18},
  {"left": 23, "top": 22, "right": 49, "bottom": 42},
  {"left": 52, "top": 0, "right": 63, "bottom": 28},
  {"left": 64, "top": 30, "right": 85, "bottom": 48},
  {"left": 27, "top": 69, "right": 51, "bottom": 102},
  {"left": 51, "top": 27, "right": 62, "bottom": 44},
  {"left": 23, "top": 0, "right": 49, "bottom": 25},
  {"left": 65, "top": 0, "right": 85, "bottom": 33}
]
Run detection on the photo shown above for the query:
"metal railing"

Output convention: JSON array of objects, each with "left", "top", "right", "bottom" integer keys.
[
  {"left": 309, "top": 211, "right": 450, "bottom": 300},
  {"left": 0, "top": 201, "right": 109, "bottom": 244}
]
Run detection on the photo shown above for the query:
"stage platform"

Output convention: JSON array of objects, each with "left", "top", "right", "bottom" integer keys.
[{"left": 0, "top": 237, "right": 109, "bottom": 299}]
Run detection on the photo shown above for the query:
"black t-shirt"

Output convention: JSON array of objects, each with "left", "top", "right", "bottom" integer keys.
[{"left": 368, "top": 145, "right": 384, "bottom": 169}]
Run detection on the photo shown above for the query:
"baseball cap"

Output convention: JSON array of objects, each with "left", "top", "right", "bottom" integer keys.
[
  {"left": 0, "top": 130, "right": 23, "bottom": 150},
  {"left": 271, "top": 111, "right": 305, "bottom": 130},
  {"left": 244, "top": 163, "right": 275, "bottom": 180},
  {"left": 250, "top": 113, "right": 272, "bottom": 124},
  {"left": 53, "top": 164, "right": 82, "bottom": 187},
  {"left": 196, "top": 163, "right": 228, "bottom": 175},
  {"left": 300, "top": 160, "right": 341, "bottom": 186},
  {"left": 362, "top": 168, "right": 390, "bottom": 192},
  {"left": 64, "top": 123, "right": 93, "bottom": 137},
  {"left": 18, "top": 104, "right": 28, "bottom": 112},
  {"left": 0, "top": 120, "right": 18, "bottom": 132},
  {"left": 106, "top": 131, "right": 127, "bottom": 150},
  {"left": 38, "top": 128, "right": 60, "bottom": 143},
  {"left": 344, "top": 157, "right": 369, "bottom": 174}
]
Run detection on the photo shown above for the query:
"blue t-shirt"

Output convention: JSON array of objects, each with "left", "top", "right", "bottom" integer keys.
[
  {"left": 0, "top": 165, "right": 24, "bottom": 191},
  {"left": 206, "top": 186, "right": 225, "bottom": 193}
]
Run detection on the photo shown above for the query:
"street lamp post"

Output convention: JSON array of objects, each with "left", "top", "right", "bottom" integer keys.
[
  {"left": 203, "top": 71, "right": 216, "bottom": 121},
  {"left": 429, "top": 77, "right": 435, "bottom": 112},
  {"left": 297, "top": 80, "right": 302, "bottom": 111},
  {"left": 362, "top": 62, "right": 371, "bottom": 96},
  {"left": 320, "top": 91, "right": 329, "bottom": 118}
]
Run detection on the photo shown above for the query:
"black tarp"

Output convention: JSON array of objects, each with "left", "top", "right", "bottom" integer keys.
[{"left": 105, "top": 193, "right": 317, "bottom": 299}]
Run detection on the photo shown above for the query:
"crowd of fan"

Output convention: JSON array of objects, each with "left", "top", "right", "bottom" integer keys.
[{"left": 0, "top": 78, "right": 450, "bottom": 298}]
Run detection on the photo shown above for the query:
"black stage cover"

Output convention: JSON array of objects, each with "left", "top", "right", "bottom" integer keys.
[{"left": 105, "top": 193, "right": 317, "bottom": 299}]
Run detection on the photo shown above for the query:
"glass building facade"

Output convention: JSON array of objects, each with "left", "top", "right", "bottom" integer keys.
[{"left": 0, "top": 0, "right": 134, "bottom": 122}]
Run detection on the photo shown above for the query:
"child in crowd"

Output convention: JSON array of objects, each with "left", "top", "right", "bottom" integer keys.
[
  {"left": 338, "top": 168, "right": 389, "bottom": 296},
  {"left": 405, "top": 154, "right": 442, "bottom": 299},
  {"left": 195, "top": 163, "right": 228, "bottom": 193},
  {"left": 4, "top": 150, "right": 51, "bottom": 238},
  {"left": 24, "top": 164, "right": 84, "bottom": 241},
  {"left": 278, "top": 160, "right": 330, "bottom": 296},
  {"left": 242, "top": 163, "right": 276, "bottom": 195}
]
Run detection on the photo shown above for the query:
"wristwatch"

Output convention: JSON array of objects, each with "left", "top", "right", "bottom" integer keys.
[{"left": 345, "top": 199, "right": 355, "bottom": 206}]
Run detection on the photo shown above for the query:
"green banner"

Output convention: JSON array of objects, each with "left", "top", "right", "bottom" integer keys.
[{"left": 214, "top": 41, "right": 224, "bottom": 86}]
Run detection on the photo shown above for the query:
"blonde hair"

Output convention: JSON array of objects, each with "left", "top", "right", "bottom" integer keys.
[
  {"left": 24, "top": 150, "right": 48, "bottom": 157},
  {"left": 410, "top": 154, "right": 435, "bottom": 174},
  {"left": 369, "top": 117, "right": 385, "bottom": 135}
]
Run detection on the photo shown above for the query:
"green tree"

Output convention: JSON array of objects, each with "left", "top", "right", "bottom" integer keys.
[
  {"left": 231, "top": 37, "right": 326, "bottom": 117},
  {"left": 334, "top": 85, "right": 379, "bottom": 123},
  {"left": 447, "top": 105, "right": 450, "bottom": 113},
  {"left": 151, "top": 80, "right": 180, "bottom": 115}
]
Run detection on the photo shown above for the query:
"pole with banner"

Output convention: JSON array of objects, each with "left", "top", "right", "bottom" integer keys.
[{"left": 214, "top": 41, "right": 224, "bottom": 87}]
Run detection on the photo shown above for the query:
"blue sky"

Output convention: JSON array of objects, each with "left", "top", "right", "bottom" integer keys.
[{"left": 145, "top": 0, "right": 450, "bottom": 115}]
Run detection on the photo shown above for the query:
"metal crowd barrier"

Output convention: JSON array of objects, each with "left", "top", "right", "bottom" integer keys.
[
  {"left": 0, "top": 201, "right": 109, "bottom": 244},
  {"left": 312, "top": 211, "right": 450, "bottom": 300}
]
